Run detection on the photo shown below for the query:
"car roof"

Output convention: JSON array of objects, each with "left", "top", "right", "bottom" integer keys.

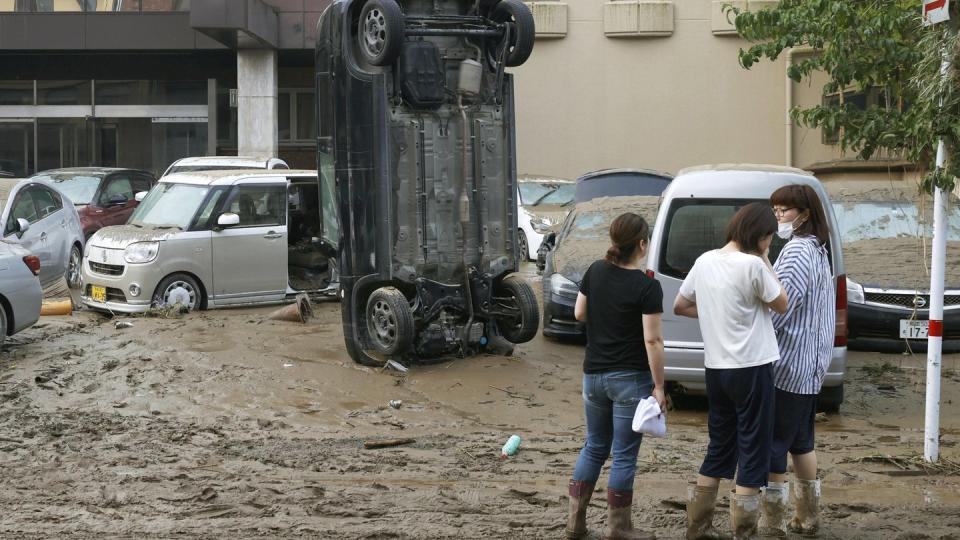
[
  {"left": 666, "top": 163, "right": 819, "bottom": 199},
  {"left": 30, "top": 167, "right": 148, "bottom": 178},
  {"left": 518, "top": 175, "right": 574, "bottom": 184},
  {"left": 158, "top": 169, "right": 318, "bottom": 186},
  {"left": 170, "top": 156, "right": 285, "bottom": 167},
  {"left": 578, "top": 168, "right": 674, "bottom": 181}
]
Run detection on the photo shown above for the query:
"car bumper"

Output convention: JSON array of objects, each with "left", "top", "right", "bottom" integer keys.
[
  {"left": 541, "top": 292, "right": 584, "bottom": 339},
  {"left": 79, "top": 257, "right": 161, "bottom": 313},
  {"left": 664, "top": 345, "right": 846, "bottom": 394},
  {"left": 848, "top": 301, "right": 960, "bottom": 349},
  {"left": 4, "top": 277, "right": 42, "bottom": 334}
]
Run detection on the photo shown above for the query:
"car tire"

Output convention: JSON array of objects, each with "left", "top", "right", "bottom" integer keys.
[
  {"left": 357, "top": 0, "right": 405, "bottom": 66},
  {"left": 365, "top": 287, "right": 415, "bottom": 356},
  {"left": 817, "top": 384, "right": 843, "bottom": 413},
  {"left": 517, "top": 229, "right": 529, "bottom": 262},
  {"left": 66, "top": 243, "right": 82, "bottom": 290},
  {"left": 153, "top": 273, "right": 202, "bottom": 312},
  {"left": 490, "top": 0, "right": 535, "bottom": 67},
  {"left": 495, "top": 274, "right": 540, "bottom": 344}
]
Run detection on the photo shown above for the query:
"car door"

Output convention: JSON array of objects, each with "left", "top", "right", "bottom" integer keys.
[
  {"left": 3, "top": 187, "right": 55, "bottom": 284},
  {"left": 210, "top": 181, "right": 288, "bottom": 303},
  {"left": 97, "top": 173, "right": 136, "bottom": 227},
  {"left": 30, "top": 185, "right": 70, "bottom": 283}
]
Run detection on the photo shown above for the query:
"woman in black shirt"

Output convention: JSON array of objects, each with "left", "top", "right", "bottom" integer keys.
[{"left": 565, "top": 212, "right": 667, "bottom": 540}]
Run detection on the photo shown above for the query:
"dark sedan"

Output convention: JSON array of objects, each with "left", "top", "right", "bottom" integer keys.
[
  {"left": 29, "top": 168, "right": 156, "bottom": 241},
  {"left": 542, "top": 194, "right": 665, "bottom": 340},
  {"left": 833, "top": 194, "right": 960, "bottom": 351}
]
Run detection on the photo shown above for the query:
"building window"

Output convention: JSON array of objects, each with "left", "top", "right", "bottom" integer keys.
[
  {"left": 821, "top": 87, "right": 892, "bottom": 145},
  {"left": 0, "top": 0, "right": 190, "bottom": 11},
  {"left": 37, "top": 80, "right": 91, "bottom": 105},
  {"left": 94, "top": 80, "right": 206, "bottom": 105},
  {"left": 279, "top": 89, "right": 316, "bottom": 145},
  {"left": 0, "top": 81, "right": 34, "bottom": 105}
]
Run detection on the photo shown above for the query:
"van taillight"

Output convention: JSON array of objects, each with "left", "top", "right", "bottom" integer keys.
[
  {"left": 645, "top": 269, "right": 655, "bottom": 278},
  {"left": 23, "top": 255, "right": 40, "bottom": 276},
  {"left": 835, "top": 274, "right": 848, "bottom": 347}
]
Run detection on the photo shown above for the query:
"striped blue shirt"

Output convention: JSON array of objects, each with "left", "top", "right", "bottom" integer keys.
[{"left": 771, "top": 236, "right": 835, "bottom": 395}]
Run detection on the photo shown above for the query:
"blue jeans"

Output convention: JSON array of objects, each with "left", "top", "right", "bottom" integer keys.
[{"left": 572, "top": 370, "right": 654, "bottom": 491}]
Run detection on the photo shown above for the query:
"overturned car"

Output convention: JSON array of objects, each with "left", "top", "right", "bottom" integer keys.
[{"left": 316, "top": 0, "right": 540, "bottom": 365}]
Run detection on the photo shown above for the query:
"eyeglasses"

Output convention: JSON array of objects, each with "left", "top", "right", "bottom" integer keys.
[{"left": 772, "top": 207, "right": 797, "bottom": 217}]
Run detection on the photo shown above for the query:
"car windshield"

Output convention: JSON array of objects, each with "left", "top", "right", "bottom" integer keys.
[
  {"left": 832, "top": 201, "right": 960, "bottom": 242},
  {"left": 538, "top": 184, "right": 576, "bottom": 205},
  {"left": 129, "top": 183, "right": 209, "bottom": 230},
  {"left": 31, "top": 174, "right": 101, "bottom": 205},
  {"left": 518, "top": 182, "right": 554, "bottom": 205}
]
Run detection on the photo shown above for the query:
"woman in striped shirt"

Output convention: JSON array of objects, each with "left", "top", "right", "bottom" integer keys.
[{"left": 761, "top": 185, "right": 835, "bottom": 538}]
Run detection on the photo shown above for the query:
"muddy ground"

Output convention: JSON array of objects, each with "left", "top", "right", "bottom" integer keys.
[{"left": 2, "top": 269, "right": 960, "bottom": 539}]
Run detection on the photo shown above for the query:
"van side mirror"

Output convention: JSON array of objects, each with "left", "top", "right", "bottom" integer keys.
[
  {"left": 134, "top": 191, "right": 148, "bottom": 202},
  {"left": 16, "top": 218, "right": 30, "bottom": 235},
  {"left": 216, "top": 212, "right": 240, "bottom": 229}
]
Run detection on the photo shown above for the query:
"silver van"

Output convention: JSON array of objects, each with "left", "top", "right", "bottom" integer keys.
[
  {"left": 80, "top": 169, "right": 336, "bottom": 313},
  {"left": 647, "top": 164, "right": 847, "bottom": 411}
]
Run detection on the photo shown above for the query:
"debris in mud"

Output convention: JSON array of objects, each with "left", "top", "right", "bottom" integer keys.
[
  {"left": 268, "top": 294, "right": 313, "bottom": 323},
  {"left": 840, "top": 453, "right": 960, "bottom": 475},
  {"left": 363, "top": 438, "right": 415, "bottom": 450},
  {"left": 115, "top": 321, "right": 134, "bottom": 329},
  {"left": 384, "top": 359, "right": 409, "bottom": 374},
  {"left": 388, "top": 400, "right": 403, "bottom": 409}
]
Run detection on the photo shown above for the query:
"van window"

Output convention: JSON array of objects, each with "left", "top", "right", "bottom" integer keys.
[
  {"left": 224, "top": 185, "right": 285, "bottom": 227},
  {"left": 659, "top": 199, "right": 787, "bottom": 279}
]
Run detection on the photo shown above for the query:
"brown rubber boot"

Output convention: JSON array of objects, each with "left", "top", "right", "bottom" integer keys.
[
  {"left": 603, "top": 489, "right": 656, "bottom": 540},
  {"left": 566, "top": 480, "right": 595, "bottom": 539},
  {"left": 759, "top": 482, "right": 789, "bottom": 537},
  {"left": 787, "top": 479, "right": 821, "bottom": 536},
  {"left": 686, "top": 483, "right": 727, "bottom": 540},
  {"left": 731, "top": 492, "right": 761, "bottom": 540}
]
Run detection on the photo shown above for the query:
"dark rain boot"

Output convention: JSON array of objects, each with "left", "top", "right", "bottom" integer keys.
[
  {"left": 759, "top": 482, "right": 789, "bottom": 537},
  {"left": 566, "top": 480, "right": 595, "bottom": 539},
  {"left": 731, "top": 492, "right": 761, "bottom": 540},
  {"left": 787, "top": 479, "right": 821, "bottom": 536},
  {"left": 603, "top": 489, "right": 656, "bottom": 540},
  {"left": 686, "top": 483, "right": 728, "bottom": 540}
]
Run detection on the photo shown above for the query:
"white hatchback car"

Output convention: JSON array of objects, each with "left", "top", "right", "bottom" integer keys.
[
  {"left": 80, "top": 169, "right": 337, "bottom": 313},
  {"left": 516, "top": 177, "right": 574, "bottom": 262}
]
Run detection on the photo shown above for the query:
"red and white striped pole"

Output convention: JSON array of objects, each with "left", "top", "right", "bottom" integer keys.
[{"left": 925, "top": 142, "right": 948, "bottom": 463}]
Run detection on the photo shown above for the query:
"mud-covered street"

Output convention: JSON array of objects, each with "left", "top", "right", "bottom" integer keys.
[{"left": 1, "top": 271, "right": 959, "bottom": 539}]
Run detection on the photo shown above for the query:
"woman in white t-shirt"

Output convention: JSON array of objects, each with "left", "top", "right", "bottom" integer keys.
[{"left": 673, "top": 202, "right": 787, "bottom": 540}]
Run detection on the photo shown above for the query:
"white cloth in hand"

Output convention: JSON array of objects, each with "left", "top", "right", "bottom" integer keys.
[{"left": 632, "top": 396, "right": 667, "bottom": 438}]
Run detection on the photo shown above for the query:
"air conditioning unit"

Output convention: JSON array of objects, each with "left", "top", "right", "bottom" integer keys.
[{"left": 604, "top": 1, "right": 674, "bottom": 38}]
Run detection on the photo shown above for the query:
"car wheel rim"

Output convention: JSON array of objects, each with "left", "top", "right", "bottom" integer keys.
[
  {"left": 363, "top": 8, "right": 387, "bottom": 57},
  {"left": 67, "top": 248, "right": 81, "bottom": 289},
  {"left": 163, "top": 281, "right": 196, "bottom": 310},
  {"left": 370, "top": 300, "right": 397, "bottom": 347},
  {"left": 518, "top": 233, "right": 527, "bottom": 260}
]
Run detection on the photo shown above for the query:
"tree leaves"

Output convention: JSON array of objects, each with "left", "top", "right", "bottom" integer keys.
[{"left": 729, "top": 0, "right": 959, "bottom": 193}]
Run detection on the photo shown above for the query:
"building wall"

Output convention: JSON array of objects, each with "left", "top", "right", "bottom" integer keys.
[{"left": 512, "top": 0, "right": 793, "bottom": 179}]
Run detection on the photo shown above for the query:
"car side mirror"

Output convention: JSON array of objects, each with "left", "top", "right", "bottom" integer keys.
[
  {"left": 107, "top": 193, "right": 129, "bottom": 206},
  {"left": 543, "top": 232, "right": 557, "bottom": 248},
  {"left": 134, "top": 191, "right": 148, "bottom": 202},
  {"left": 16, "top": 218, "right": 30, "bottom": 235},
  {"left": 216, "top": 212, "right": 240, "bottom": 229}
]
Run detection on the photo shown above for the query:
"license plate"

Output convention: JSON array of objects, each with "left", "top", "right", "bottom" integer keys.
[
  {"left": 91, "top": 285, "right": 107, "bottom": 303},
  {"left": 900, "top": 319, "right": 929, "bottom": 339}
]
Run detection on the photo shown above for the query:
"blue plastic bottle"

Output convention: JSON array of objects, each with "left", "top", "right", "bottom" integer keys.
[{"left": 501, "top": 434, "right": 521, "bottom": 457}]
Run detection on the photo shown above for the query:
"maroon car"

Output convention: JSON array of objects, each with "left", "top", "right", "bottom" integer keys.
[{"left": 30, "top": 168, "right": 156, "bottom": 241}]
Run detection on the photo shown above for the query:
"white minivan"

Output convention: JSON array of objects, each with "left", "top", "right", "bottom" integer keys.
[{"left": 646, "top": 164, "right": 847, "bottom": 411}]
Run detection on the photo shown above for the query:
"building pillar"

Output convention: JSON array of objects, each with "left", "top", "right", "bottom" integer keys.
[{"left": 237, "top": 49, "right": 278, "bottom": 157}]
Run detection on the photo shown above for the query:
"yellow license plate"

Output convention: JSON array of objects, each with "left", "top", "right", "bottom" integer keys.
[{"left": 91, "top": 285, "right": 107, "bottom": 303}]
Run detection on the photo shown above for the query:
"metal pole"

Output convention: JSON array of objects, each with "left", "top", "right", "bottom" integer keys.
[{"left": 924, "top": 51, "right": 952, "bottom": 463}]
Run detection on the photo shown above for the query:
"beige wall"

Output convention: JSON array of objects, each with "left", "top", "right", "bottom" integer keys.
[{"left": 512, "top": 0, "right": 790, "bottom": 179}]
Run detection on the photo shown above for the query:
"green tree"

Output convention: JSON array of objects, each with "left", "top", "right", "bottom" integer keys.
[{"left": 729, "top": 0, "right": 959, "bottom": 192}]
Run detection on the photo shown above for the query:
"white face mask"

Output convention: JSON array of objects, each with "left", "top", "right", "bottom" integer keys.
[{"left": 777, "top": 221, "right": 794, "bottom": 240}]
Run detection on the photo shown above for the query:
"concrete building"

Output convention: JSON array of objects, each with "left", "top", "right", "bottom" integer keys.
[
  {"left": 512, "top": 0, "right": 908, "bottom": 181},
  {"left": 0, "top": 0, "right": 905, "bottom": 181},
  {"left": 0, "top": 0, "right": 329, "bottom": 176}
]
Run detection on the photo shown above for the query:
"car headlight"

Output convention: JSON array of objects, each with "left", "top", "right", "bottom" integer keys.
[
  {"left": 549, "top": 273, "right": 579, "bottom": 298},
  {"left": 124, "top": 241, "right": 160, "bottom": 264},
  {"left": 531, "top": 219, "right": 551, "bottom": 234},
  {"left": 847, "top": 278, "right": 865, "bottom": 305}
]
